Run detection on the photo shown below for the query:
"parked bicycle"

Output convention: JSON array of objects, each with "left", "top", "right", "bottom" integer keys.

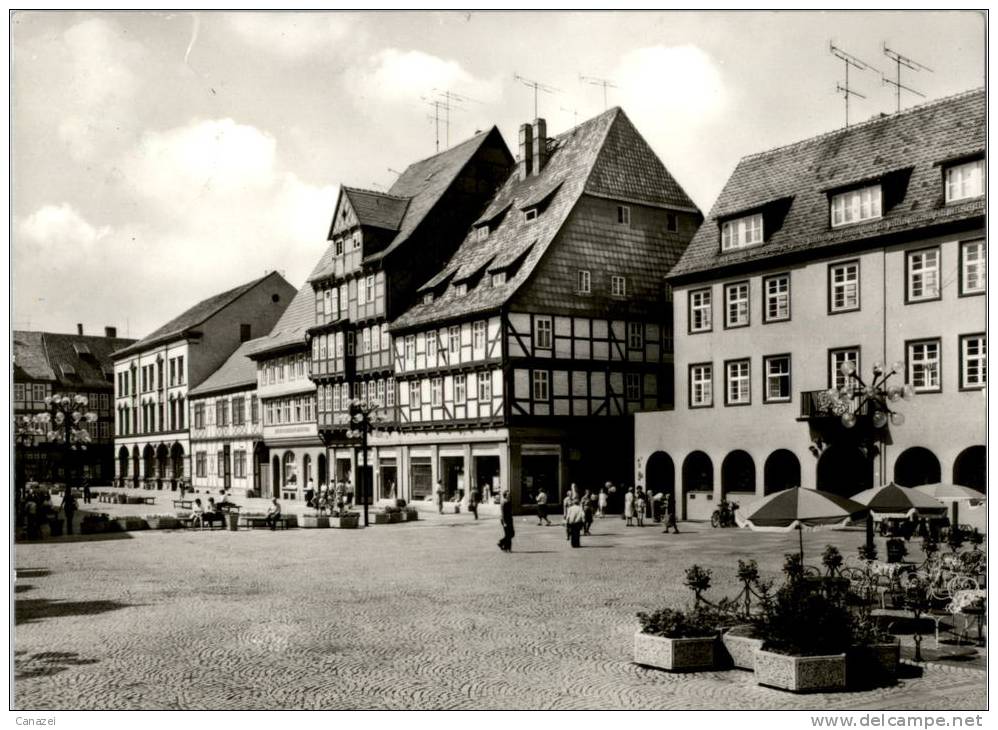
[{"left": 711, "top": 499, "right": 739, "bottom": 528}]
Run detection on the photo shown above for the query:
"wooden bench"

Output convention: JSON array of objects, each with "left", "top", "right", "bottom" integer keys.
[
  {"left": 173, "top": 499, "right": 193, "bottom": 510},
  {"left": 141, "top": 496, "right": 157, "bottom": 505},
  {"left": 177, "top": 512, "right": 226, "bottom": 530},
  {"left": 241, "top": 515, "right": 289, "bottom": 530}
]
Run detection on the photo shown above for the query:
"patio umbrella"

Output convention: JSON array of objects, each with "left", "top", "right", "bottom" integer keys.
[
  {"left": 851, "top": 482, "right": 948, "bottom": 519},
  {"left": 742, "top": 487, "right": 868, "bottom": 559},
  {"left": 913, "top": 482, "right": 986, "bottom": 502}
]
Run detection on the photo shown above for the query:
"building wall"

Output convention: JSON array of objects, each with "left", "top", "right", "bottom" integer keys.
[
  {"left": 189, "top": 387, "right": 261, "bottom": 496},
  {"left": 635, "top": 227, "right": 987, "bottom": 519}
]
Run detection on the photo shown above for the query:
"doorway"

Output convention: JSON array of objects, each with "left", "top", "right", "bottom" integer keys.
[
  {"left": 379, "top": 460, "right": 398, "bottom": 500},
  {"left": 474, "top": 455, "right": 500, "bottom": 503},
  {"left": 440, "top": 456, "right": 465, "bottom": 500},
  {"left": 272, "top": 456, "right": 280, "bottom": 499},
  {"left": 521, "top": 454, "right": 560, "bottom": 509}
]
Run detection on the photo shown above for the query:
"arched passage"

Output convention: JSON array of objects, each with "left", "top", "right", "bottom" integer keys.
[
  {"left": 272, "top": 456, "right": 281, "bottom": 498},
  {"left": 283, "top": 451, "right": 297, "bottom": 488},
  {"left": 142, "top": 444, "right": 155, "bottom": 481},
  {"left": 682, "top": 451, "right": 713, "bottom": 520},
  {"left": 645, "top": 451, "right": 675, "bottom": 500},
  {"left": 953, "top": 445, "right": 986, "bottom": 493},
  {"left": 816, "top": 445, "right": 872, "bottom": 497},
  {"left": 131, "top": 447, "right": 140, "bottom": 487},
  {"left": 764, "top": 449, "right": 801, "bottom": 494},
  {"left": 171, "top": 443, "right": 185, "bottom": 479},
  {"left": 156, "top": 443, "right": 169, "bottom": 481},
  {"left": 303, "top": 454, "right": 312, "bottom": 487},
  {"left": 118, "top": 446, "right": 129, "bottom": 480},
  {"left": 318, "top": 453, "right": 327, "bottom": 486},
  {"left": 721, "top": 450, "right": 755, "bottom": 497},
  {"left": 254, "top": 442, "right": 270, "bottom": 496},
  {"left": 893, "top": 447, "right": 941, "bottom": 487}
]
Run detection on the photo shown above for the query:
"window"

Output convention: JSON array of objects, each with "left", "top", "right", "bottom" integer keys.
[
  {"left": 169, "top": 359, "right": 176, "bottom": 386},
  {"left": 490, "top": 271, "right": 506, "bottom": 288},
  {"left": 251, "top": 395, "right": 259, "bottom": 424},
  {"left": 404, "top": 335, "right": 415, "bottom": 367},
  {"left": 234, "top": 451, "right": 246, "bottom": 479},
  {"left": 431, "top": 378, "right": 442, "bottom": 406},
  {"left": 281, "top": 400, "right": 291, "bottom": 423},
  {"left": 960, "top": 334, "right": 986, "bottom": 390},
  {"left": 617, "top": 205, "right": 630, "bottom": 225},
  {"left": 689, "top": 364, "right": 712, "bottom": 407},
  {"left": 195, "top": 452, "right": 207, "bottom": 478},
  {"left": 304, "top": 396, "right": 314, "bottom": 421},
  {"left": 724, "top": 281, "right": 750, "bottom": 328},
  {"left": 476, "top": 226, "right": 489, "bottom": 242},
  {"left": 410, "top": 381, "right": 421, "bottom": 408},
  {"left": 448, "top": 326, "right": 460, "bottom": 355},
  {"left": 625, "top": 373, "right": 640, "bottom": 400},
  {"left": 14, "top": 383, "right": 24, "bottom": 402},
  {"left": 294, "top": 397, "right": 302, "bottom": 422},
  {"left": 627, "top": 322, "right": 643, "bottom": 350},
  {"left": 376, "top": 380, "right": 385, "bottom": 405},
  {"left": 381, "top": 327, "right": 390, "bottom": 352},
  {"left": 217, "top": 451, "right": 226, "bottom": 478},
  {"left": 907, "top": 339, "right": 941, "bottom": 393},
  {"left": 178, "top": 356, "right": 184, "bottom": 384},
  {"left": 425, "top": 332, "right": 436, "bottom": 364},
  {"left": 725, "top": 359, "right": 750, "bottom": 406},
  {"left": 534, "top": 317, "right": 552, "bottom": 350},
  {"left": 961, "top": 240, "right": 985, "bottom": 295},
  {"left": 473, "top": 321, "right": 487, "bottom": 351},
  {"left": 906, "top": 248, "right": 941, "bottom": 302},
  {"left": 386, "top": 379, "right": 395, "bottom": 407},
  {"left": 216, "top": 400, "right": 228, "bottom": 427},
  {"left": 422, "top": 292, "right": 434, "bottom": 304},
  {"left": 666, "top": 212, "right": 679, "bottom": 232},
  {"left": 232, "top": 397, "right": 245, "bottom": 426},
  {"left": 721, "top": 213, "right": 763, "bottom": 250},
  {"left": 346, "top": 332, "right": 354, "bottom": 356},
  {"left": 945, "top": 159, "right": 984, "bottom": 202},
  {"left": 194, "top": 402, "right": 205, "bottom": 429},
  {"left": 828, "top": 261, "right": 860, "bottom": 313},
  {"left": 478, "top": 371, "right": 492, "bottom": 401},
  {"left": 611, "top": 275, "right": 627, "bottom": 297},
  {"left": 577, "top": 269, "right": 591, "bottom": 294},
  {"left": 830, "top": 185, "right": 882, "bottom": 227},
  {"left": 454, "top": 374, "right": 466, "bottom": 404},
  {"left": 366, "top": 275, "right": 376, "bottom": 303},
  {"left": 532, "top": 370, "right": 549, "bottom": 401},
  {"left": 764, "top": 355, "right": 791, "bottom": 403},
  {"left": 829, "top": 348, "right": 860, "bottom": 390},
  {"left": 689, "top": 288, "right": 712, "bottom": 333},
  {"left": 454, "top": 283, "right": 468, "bottom": 296},
  {"left": 524, "top": 209, "right": 538, "bottom": 222},
  {"left": 763, "top": 274, "right": 790, "bottom": 322}
]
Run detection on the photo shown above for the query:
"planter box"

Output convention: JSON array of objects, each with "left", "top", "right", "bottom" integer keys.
[
  {"left": 145, "top": 516, "right": 180, "bottom": 530},
  {"left": 754, "top": 649, "right": 847, "bottom": 693},
  {"left": 372, "top": 512, "right": 391, "bottom": 525},
  {"left": 721, "top": 625, "right": 764, "bottom": 670},
  {"left": 113, "top": 516, "right": 147, "bottom": 532},
  {"left": 283, "top": 515, "right": 298, "bottom": 528},
  {"left": 301, "top": 514, "right": 330, "bottom": 529},
  {"left": 847, "top": 641, "right": 900, "bottom": 688},
  {"left": 330, "top": 514, "right": 360, "bottom": 529},
  {"left": 405, "top": 509, "right": 419, "bottom": 521},
  {"left": 387, "top": 511, "right": 403, "bottom": 524},
  {"left": 633, "top": 630, "right": 717, "bottom": 672}
]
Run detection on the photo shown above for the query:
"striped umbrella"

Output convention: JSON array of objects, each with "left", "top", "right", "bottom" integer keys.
[
  {"left": 851, "top": 482, "right": 948, "bottom": 519},
  {"left": 743, "top": 487, "right": 868, "bottom": 530},
  {"left": 914, "top": 482, "right": 986, "bottom": 502}
]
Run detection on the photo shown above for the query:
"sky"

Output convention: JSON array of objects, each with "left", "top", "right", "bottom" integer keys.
[{"left": 11, "top": 10, "right": 986, "bottom": 338}]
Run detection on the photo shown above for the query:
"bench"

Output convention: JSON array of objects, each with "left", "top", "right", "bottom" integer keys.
[
  {"left": 177, "top": 512, "right": 226, "bottom": 530},
  {"left": 173, "top": 499, "right": 194, "bottom": 510},
  {"left": 241, "top": 515, "right": 289, "bottom": 530},
  {"left": 141, "top": 496, "right": 157, "bottom": 505}
]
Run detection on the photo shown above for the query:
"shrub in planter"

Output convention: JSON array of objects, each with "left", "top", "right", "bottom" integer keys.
[
  {"left": 330, "top": 511, "right": 360, "bottom": 528},
  {"left": 80, "top": 513, "right": 112, "bottom": 534},
  {"left": 145, "top": 514, "right": 180, "bottom": 530},
  {"left": 371, "top": 511, "right": 391, "bottom": 524},
  {"left": 404, "top": 507, "right": 419, "bottom": 521},
  {"left": 633, "top": 607, "right": 719, "bottom": 672},
  {"left": 848, "top": 620, "right": 899, "bottom": 688},
  {"left": 114, "top": 516, "right": 147, "bottom": 531},
  {"left": 301, "top": 513, "right": 330, "bottom": 529}
]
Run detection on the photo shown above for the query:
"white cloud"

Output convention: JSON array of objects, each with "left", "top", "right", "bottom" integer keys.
[
  {"left": 354, "top": 48, "right": 501, "bottom": 104},
  {"left": 227, "top": 13, "right": 354, "bottom": 60},
  {"left": 615, "top": 45, "right": 727, "bottom": 124},
  {"left": 19, "top": 203, "right": 110, "bottom": 252}
]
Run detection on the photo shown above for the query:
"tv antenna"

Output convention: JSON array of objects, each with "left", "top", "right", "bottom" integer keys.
[
  {"left": 433, "top": 88, "right": 482, "bottom": 148},
  {"left": 421, "top": 96, "right": 452, "bottom": 153},
  {"left": 829, "top": 42, "right": 877, "bottom": 127},
  {"left": 580, "top": 74, "right": 617, "bottom": 111},
  {"left": 882, "top": 43, "right": 932, "bottom": 113},
  {"left": 514, "top": 72, "right": 560, "bottom": 119},
  {"left": 560, "top": 106, "right": 579, "bottom": 126}
]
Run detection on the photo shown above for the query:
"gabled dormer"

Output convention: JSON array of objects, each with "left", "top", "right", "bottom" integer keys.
[{"left": 717, "top": 197, "right": 793, "bottom": 253}]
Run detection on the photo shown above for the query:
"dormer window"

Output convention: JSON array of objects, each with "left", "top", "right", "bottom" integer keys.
[
  {"left": 422, "top": 292, "right": 434, "bottom": 304},
  {"left": 945, "top": 159, "right": 984, "bottom": 203},
  {"left": 454, "top": 283, "right": 468, "bottom": 296},
  {"left": 476, "top": 226, "right": 489, "bottom": 242},
  {"left": 491, "top": 272, "right": 506, "bottom": 287},
  {"left": 721, "top": 213, "right": 763, "bottom": 251},
  {"left": 524, "top": 209, "right": 538, "bottom": 223},
  {"left": 830, "top": 185, "right": 881, "bottom": 227}
]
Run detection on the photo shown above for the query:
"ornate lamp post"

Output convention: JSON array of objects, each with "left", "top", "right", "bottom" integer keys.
[
  {"left": 16, "top": 394, "right": 98, "bottom": 498},
  {"left": 346, "top": 398, "right": 392, "bottom": 527}
]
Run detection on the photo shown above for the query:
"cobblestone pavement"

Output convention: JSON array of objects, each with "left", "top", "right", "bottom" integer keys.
[{"left": 14, "top": 514, "right": 986, "bottom": 710}]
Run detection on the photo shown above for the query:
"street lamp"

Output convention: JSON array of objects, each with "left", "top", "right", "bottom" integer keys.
[
  {"left": 346, "top": 397, "right": 392, "bottom": 527},
  {"left": 15, "top": 394, "right": 98, "bottom": 501}
]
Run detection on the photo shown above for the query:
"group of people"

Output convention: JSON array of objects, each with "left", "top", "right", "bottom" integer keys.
[
  {"left": 303, "top": 481, "right": 354, "bottom": 515},
  {"left": 19, "top": 484, "right": 80, "bottom": 538},
  {"left": 622, "top": 486, "right": 679, "bottom": 532},
  {"left": 434, "top": 481, "right": 488, "bottom": 520}
]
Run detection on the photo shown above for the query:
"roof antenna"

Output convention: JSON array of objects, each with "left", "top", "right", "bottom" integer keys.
[
  {"left": 433, "top": 88, "right": 482, "bottom": 148},
  {"left": 514, "top": 72, "right": 560, "bottom": 119},
  {"left": 560, "top": 106, "right": 579, "bottom": 126},
  {"left": 579, "top": 74, "right": 617, "bottom": 111},
  {"left": 882, "top": 43, "right": 933, "bottom": 113},
  {"left": 420, "top": 96, "right": 451, "bottom": 153},
  {"left": 829, "top": 41, "right": 877, "bottom": 128}
]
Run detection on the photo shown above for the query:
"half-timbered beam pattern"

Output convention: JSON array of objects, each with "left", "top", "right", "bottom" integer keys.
[{"left": 505, "top": 312, "right": 665, "bottom": 365}]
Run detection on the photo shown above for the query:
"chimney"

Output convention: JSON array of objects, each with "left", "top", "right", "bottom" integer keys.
[
  {"left": 518, "top": 123, "right": 533, "bottom": 181},
  {"left": 105, "top": 326, "right": 117, "bottom": 338},
  {"left": 76, "top": 323, "right": 83, "bottom": 335},
  {"left": 531, "top": 118, "right": 547, "bottom": 175}
]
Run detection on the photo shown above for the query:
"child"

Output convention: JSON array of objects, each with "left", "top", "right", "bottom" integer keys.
[
  {"left": 635, "top": 490, "right": 646, "bottom": 527},
  {"left": 597, "top": 487, "right": 608, "bottom": 519}
]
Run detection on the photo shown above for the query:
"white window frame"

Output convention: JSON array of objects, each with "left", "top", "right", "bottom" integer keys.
[
  {"left": 611, "top": 275, "right": 627, "bottom": 297},
  {"left": 577, "top": 269, "right": 591, "bottom": 294},
  {"left": 473, "top": 321, "right": 487, "bottom": 352},
  {"left": 449, "top": 326, "right": 460, "bottom": 355},
  {"left": 690, "top": 364, "right": 712, "bottom": 407},
  {"left": 721, "top": 213, "right": 763, "bottom": 250},
  {"left": 829, "top": 348, "right": 860, "bottom": 391},
  {"left": 431, "top": 377, "right": 442, "bottom": 407},
  {"left": 478, "top": 371, "right": 492, "bottom": 401},
  {"left": 906, "top": 248, "right": 941, "bottom": 303},
  {"left": 724, "top": 281, "right": 750, "bottom": 328},
  {"left": 617, "top": 205, "right": 631, "bottom": 225},
  {"left": 425, "top": 331, "right": 436, "bottom": 365},
  {"left": 763, "top": 274, "right": 790, "bottom": 323},
  {"left": 532, "top": 370, "right": 549, "bottom": 401},
  {"left": 404, "top": 335, "right": 416, "bottom": 368},
  {"left": 689, "top": 288, "right": 712, "bottom": 333},
  {"left": 524, "top": 209, "right": 538, "bottom": 222},
  {"left": 725, "top": 360, "right": 750, "bottom": 406},
  {"left": 764, "top": 355, "right": 791, "bottom": 403},
  {"left": 625, "top": 372, "right": 640, "bottom": 400},
  {"left": 454, "top": 283, "right": 467, "bottom": 296},
  {"left": 454, "top": 374, "right": 466, "bottom": 404},
  {"left": 830, "top": 185, "right": 882, "bottom": 227},
  {"left": 946, "top": 159, "right": 985, "bottom": 203},
  {"left": 907, "top": 340, "right": 941, "bottom": 393},
  {"left": 961, "top": 240, "right": 986, "bottom": 296},
  {"left": 386, "top": 380, "right": 395, "bottom": 407},
  {"left": 534, "top": 317, "right": 553, "bottom": 350},
  {"left": 409, "top": 381, "right": 421, "bottom": 408},
  {"left": 491, "top": 272, "right": 506, "bottom": 287},
  {"left": 627, "top": 322, "right": 643, "bottom": 350},
  {"left": 829, "top": 261, "right": 860, "bottom": 313},
  {"left": 476, "top": 226, "right": 489, "bottom": 242}
]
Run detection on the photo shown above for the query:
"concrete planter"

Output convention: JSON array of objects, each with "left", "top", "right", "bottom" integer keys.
[
  {"left": 387, "top": 511, "right": 403, "bottom": 524},
  {"left": 754, "top": 649, "right": 847, "bottom": 693},
  {"left": 721, "top": 625, "right": 764, "bottom": 670},
  {"left": 372, "top": 512, "right": 391, "bottom": 524},
  {"left": 633, "top": 630, "right": 717, "bottom": 672},
  {"left": 145, "top": 516, "right": 180, "bottom": 530},
  {"left": 113, "top": 516, "right": 148, "bottom": 532},
  {"left": 404, "top": 509, "right": 419, "bottom": 521},
  {"left": 847, "top": 641, "right": 900, "bottom": 688},
  {"left": 330, "top": 514, "right": 360, "bottom": 529},
  {"left": 301, "top": 514, "right": 330, "bottom": 529}
]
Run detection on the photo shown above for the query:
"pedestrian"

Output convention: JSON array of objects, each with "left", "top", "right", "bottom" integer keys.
[
  {"left": 469, "top": 486, "right": 480, "bottom": 520},
  {"left": 191, "top": 498, "right": 205, "bottom": 528},
  {"left": 535, "top": 486, "right": 551, "bottom": 526},
  {"left": 563, "top": 491, "right": 574, "bottom": 540},
  {"left": 178, "top": 479, "right": 186, "bottom": 499},
  {"left": 597, "top": 487, "right": 608, "bottom": 519},
  {"left": 566, "top": 499, "right": 585, "bottom": 548},
  {"left": 582, "top": 490, "right": 594, "bottom": 536},
  {"left": 304, "top": 481, "right": 315, "bottom": 508},
  {"left": 435, "top": 480, "right": 445, "bottom": 514},
  {"left": 498, "top": 490, "right": 514, "bottom": 552},
  {"left": 635, "top": 489, "right": 646, "bottom": 527},
  {"left": 61, "top": 489, "right": 76, "bottom": 536},
  {"left": 265, "top": 498, "right": 282, "bottom": 530},
  {"left": 82, "top": 477, "right": 92, "bottom": 505},
  {"left": 25, "top": 494, "right": 40, "bottom": 540},
  {"left": 624, "top": 488, "right": 635, "bottom": 527},
  {"left": 663, "top": 494, "right": 680, "bottom": 534}
]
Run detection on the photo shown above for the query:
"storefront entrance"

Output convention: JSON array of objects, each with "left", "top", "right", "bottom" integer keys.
[
  {"left": 474, "top": 455, "right": 501, "bottom": 503},
  {"left": 440, "top": 456, "right": 465, "bottom": 500},
  {"left": 521, "top": 454, "right": 561, "bottom": 510},
  {"left": 379, "top": 460, "right": 398, "bottom": 500}
]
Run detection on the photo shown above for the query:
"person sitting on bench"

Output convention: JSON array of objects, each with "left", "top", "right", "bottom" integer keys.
[
  {"left": 265, "top": 498, "right": 282, "bottom": 531},
  {"left": 191, "top": 498, "right": 205, "bottom": 528}
]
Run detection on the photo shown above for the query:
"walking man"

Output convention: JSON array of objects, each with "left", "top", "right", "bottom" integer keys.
[
  {"left": 582, "top": 489, "right": 594, "bottom": 536},
  {"left": 663, "top": 494, "right": 680, "bottom": 534},
  {"left": 566, "top": 499, "right": 585, "bottom": 548},
  {"left": 498, "top": 490, "right": 514, "bottom": 552},
  {"left": 469, "top": 486, "right": 480, "bottom": 520},
  {"left": 535, "top": 487, "right": 551, "bottom": 526},
  {"left": 435, "top": 480, "right": 445, "bottom": 514}
]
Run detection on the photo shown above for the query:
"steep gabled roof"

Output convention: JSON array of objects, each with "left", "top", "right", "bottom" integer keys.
[
  {"left": 669, "top": 88, "right": 985, "bottom": 281},
  {"left": 14, "top": 331, "right": 136, "bottom": 388},
  {"left": 113, "top": 272, "right": 286, "bottom": 358},
  {"left": 243, "top": 281, "right": 315, "bottom": 359},
  {"left": 392, "top": 107, "right": 695, "bottom": 330},
  {"left": 341, "top": 187, "right": 410, "bottom": 231},
  {"left": 188, "top": 340, "right": 258, "bottom": 397}
]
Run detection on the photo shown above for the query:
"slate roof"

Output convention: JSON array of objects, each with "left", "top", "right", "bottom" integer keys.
[
  {"left": 392, "top": 107, "right": 697, "bottom": 331},
  {"left": 14, "top": 330, "right": 137, "bottom": 388},
  {"left": 669, "top": 88, "right": 985, "bottom": 281},
  {"left": 188, "top": 340, "right": 259, "bottom": 397},
  {"left": 341, "top": 187, "right": 410, "bottom": 231},
  {"left": 243, "top": 280, "right": 316, "bottom": 359},
  {"left": 113, "top": 272, "right": 286, "bottom": 358}
]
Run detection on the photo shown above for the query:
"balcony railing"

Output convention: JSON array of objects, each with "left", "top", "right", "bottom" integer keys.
[{"left": 799, "top": 390, "right": 866, "bottom": 420}]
